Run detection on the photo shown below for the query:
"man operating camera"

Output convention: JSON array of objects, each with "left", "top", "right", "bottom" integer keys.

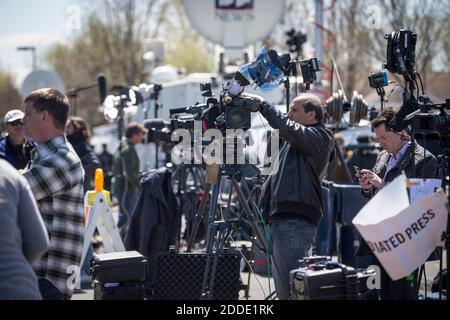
[{"left": 245, "top": 92, "right": 335, "bottom": 300}]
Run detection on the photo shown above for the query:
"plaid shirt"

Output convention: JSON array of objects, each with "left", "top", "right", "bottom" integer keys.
[{"left": 23, "top": 136, "right": 85, "bottom": 298}]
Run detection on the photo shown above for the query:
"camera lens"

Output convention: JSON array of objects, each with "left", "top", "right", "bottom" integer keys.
[{"left": 231, "top": 112, "right": 244, "bottom": 123}]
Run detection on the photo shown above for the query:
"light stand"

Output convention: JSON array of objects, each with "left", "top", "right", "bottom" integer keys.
[
  {"left": 151, "top": 86, "right": 163, "bottom": 168},
  {"left": 376, "top": 87, "right": 386, "bottom": 111},
  {"left": 282, "top": 61, "right": 298, "bottom": 113},
  {"left": 67, "top": 83, "right": 98, "bottom": 116},
  {"left": 440, "top": 141, "right": 450, "bottom": 300}
]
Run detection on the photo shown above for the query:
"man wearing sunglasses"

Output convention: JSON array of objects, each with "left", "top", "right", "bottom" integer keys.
[{"left": 0, "top": 109, "right": 35, "bottom": 170}]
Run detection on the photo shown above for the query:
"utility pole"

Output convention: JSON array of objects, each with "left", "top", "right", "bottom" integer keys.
[{"left": 17, "top": 46, "right": 37, "bottom": 70}]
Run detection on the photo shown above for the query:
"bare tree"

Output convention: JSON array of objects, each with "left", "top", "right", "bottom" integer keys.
[
  {"left": 46, "top": 0, "right": 169, "bottom": 123},
  {"left": 325, "top": 0, "right": 374, "bottom": 97},
  {"left": 0, "top": 70, "right": 22, "bottom": 124},
  {"left": 374, "top": 0, "right": 449, "bottom": 77},
  {"left": 296, "top": 0, "right": 450, "bottom": 98},
  {"left": 159, "top": 0, "right": 215, "bottom": 73}
]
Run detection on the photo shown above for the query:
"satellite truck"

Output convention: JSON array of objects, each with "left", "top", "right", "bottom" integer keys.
[{"left": 92, "top": 0, "right": 292, "bottom": 170}]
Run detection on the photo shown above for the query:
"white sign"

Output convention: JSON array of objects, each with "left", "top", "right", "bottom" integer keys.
[{"left": 353, "top": 174, "right": 448, "bottom": 281}]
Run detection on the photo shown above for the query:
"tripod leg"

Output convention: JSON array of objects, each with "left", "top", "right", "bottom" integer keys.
[
  {"left": 231, "top": 178, "right": 267, "bottom": 253},
  {"left": 201, "top": 222, "right": 218, "bottom": 299},
  {"left": 178, "top": 168, "right": 189, "bottom": 249},
  {"left": 232, "top": 177, "right": 283, "bottom": 296},
  {"left": 207, "top": 222, "right": 228, "bottom": 300},
  {"left": 200, "top": 181, "right": 222, "bottom": 299},
  {"left": 187, "top": 183, "right": 212, "bottom": 252}
]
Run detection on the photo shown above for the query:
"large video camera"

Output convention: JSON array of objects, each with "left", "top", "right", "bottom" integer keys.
[
  {"left": 143, "top": 118, "right": 172, "bottom": 144},
  {"left": 299, "top": 58, "right": 321, "bottom": 90},
  {"left": 290, "top": 256, "right": 375, "bottom": 300},
  {"left": 407, "top": 97, "right": 450, "bottom": 137},
  {"left": 384, "top": 29, "right": 417, "bottom": 82},
  {"left": 216, "top": 72, "right": 260, "bottom": 131},
  {"left": 172, "top": 72, "right": 262, "bottom": 132},
  {"left": 376, "top": 30, "right": 450, "bottom": 136}
]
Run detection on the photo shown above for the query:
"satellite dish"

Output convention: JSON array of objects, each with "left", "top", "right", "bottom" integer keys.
[
  {"left": 182, "top": 0, "right": 286, "bottom": 49},
  {"left": 21, "top": 70, "right": 65, "bottom": 98}
]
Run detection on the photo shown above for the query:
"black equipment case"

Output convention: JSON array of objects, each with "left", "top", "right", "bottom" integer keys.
[
  {"left": 91, "top": 251, "right": 147, "bottom": 283},
  {"left": 290, "top": 260, "right": 360, "bottom": 300},
  {"left": 152, "top": 252, "right": 242, "bottom": 300},
  {"left": 94, "top": 281, "right": 145, "bottom": 300}
]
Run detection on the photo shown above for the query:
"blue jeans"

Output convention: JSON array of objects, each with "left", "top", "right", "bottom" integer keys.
[
  {"left": 80, "top": 244, "right": 94, "bottom": 282},
  {"left": 269, "top": 220, "right": 317, "bottom": 300},
  {"left": 115, "top": 190, "right": 139, "bottom": 238}
]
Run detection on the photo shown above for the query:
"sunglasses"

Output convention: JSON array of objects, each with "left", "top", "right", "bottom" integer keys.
[{"left": 8, "top": 120, "right": 23, "bottom": 127}]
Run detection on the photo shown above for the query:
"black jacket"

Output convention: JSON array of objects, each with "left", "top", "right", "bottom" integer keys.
[
  {"left": 69, "top": 140, "right": 102, "bottom": 193},
  {"left": 124, "top": 167, "right": 180, "bottom": 286},
  {"left": 0, "top": 136, "right": 35, "bottom": 170},
  {"left": 259, "top": 101, "right": 335, "bottom": 225}
]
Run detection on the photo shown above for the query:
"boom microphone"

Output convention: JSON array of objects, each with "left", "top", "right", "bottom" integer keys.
[{"left": 98, "top": 74, "right": 107, "bottom": 105}]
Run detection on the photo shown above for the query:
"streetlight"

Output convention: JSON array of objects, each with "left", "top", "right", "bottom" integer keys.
[{"left": 17, "top": 46, "right": 37, "bottom": 70}]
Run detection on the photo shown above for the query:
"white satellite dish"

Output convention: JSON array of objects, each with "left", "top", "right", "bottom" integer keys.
[
  {"left": 182, "top": 0, "right": 286, "bottom": 49},
  {"left": 21, "top": 70, "right": 66, "bottom": 98}
]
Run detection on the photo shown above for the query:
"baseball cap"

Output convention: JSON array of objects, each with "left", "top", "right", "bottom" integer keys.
[{"left": 4, "top": 109, "right": 25, "bottom": 125}]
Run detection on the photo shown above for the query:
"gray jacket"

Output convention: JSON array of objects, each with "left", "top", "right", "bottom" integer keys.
[
  {"left": 259, "top": 101, "right": 335, "bottom": 225},
  {"left": 362, "top": 142, "right": 438, "bottom": 198},
  {"left": 0, "top": 159, "right": 49, "bottom": 300}
]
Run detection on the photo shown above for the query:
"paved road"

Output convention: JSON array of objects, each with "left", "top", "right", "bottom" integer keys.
[{"left": 72, "top": 255, "right": 445, "bottom": 300}]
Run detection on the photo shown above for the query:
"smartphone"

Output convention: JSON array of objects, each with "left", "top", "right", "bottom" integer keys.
[{"left": 353, "top": 166, "right": 361, "bottom": 174}]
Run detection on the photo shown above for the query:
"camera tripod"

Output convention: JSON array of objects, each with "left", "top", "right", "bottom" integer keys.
[
  {"left": 186, "top": 164, "right": 273, "bottom": 300},
  {"left": 415, "top": 139, "right": 450, "bottom": 300},
  {"left": 408, "top": 127, "right": 449, "bottom": 300},
  {"left": 436, "top": 139, "right": 449, "bottom": 300},
  {"left": 171, "top": 163, "right": 207, "bottom": 245}
]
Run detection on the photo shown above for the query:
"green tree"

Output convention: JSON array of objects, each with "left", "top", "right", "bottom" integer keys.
[
  {"left": 165, "top": 34, "right": 214, "bottom": 74},
  {"left": 267, "top": 0, "right": 450, "bottom": 97},
  {"left": 0, "top": 70, "right": 23, "bottom": 126},
  {"left": 161, "top": 0, "right": 214, "bottom": 73},
  {"left": 46, "top": 0, "right": 167, "bottom": 123},
  {"left": 46, "top": 0, "right": 217, "bottom": 123}
]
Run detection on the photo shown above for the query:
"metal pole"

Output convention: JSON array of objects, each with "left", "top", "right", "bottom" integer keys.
[
  {"left": 31, "top": 47, "right": 37, "bottom": 70},
  {"left": 315, "top": 0, "right": 324, "bottom": 85},
  {"left": 17, "top": 46, "right": 37, "bottom": 70},
  {"left": 187, "top": 183, "right": 212, "bottom": 252}
]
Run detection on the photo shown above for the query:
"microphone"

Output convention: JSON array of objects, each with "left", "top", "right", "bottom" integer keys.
[{"left": 97, "top": 74, "right": 107, "bottom": 105}]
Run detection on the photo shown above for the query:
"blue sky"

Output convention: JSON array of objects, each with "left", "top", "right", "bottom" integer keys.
[{"left": 0, "top": 0, "right": 76, "bottom": 85}]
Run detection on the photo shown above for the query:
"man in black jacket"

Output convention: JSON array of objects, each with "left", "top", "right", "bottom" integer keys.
[
  {"left": 357, "top": 107, "right": 437, "bottom": 300},
  {"left": 0, "top": 109, "right": 34, "bottom": 170},
  {"left": 248, "top": 93, "right": 335, "bottom": 300}
]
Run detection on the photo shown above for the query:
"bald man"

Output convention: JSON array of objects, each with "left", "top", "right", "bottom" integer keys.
[{"left": 248, "top": 93, "right": 335, "bottom": 300}]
